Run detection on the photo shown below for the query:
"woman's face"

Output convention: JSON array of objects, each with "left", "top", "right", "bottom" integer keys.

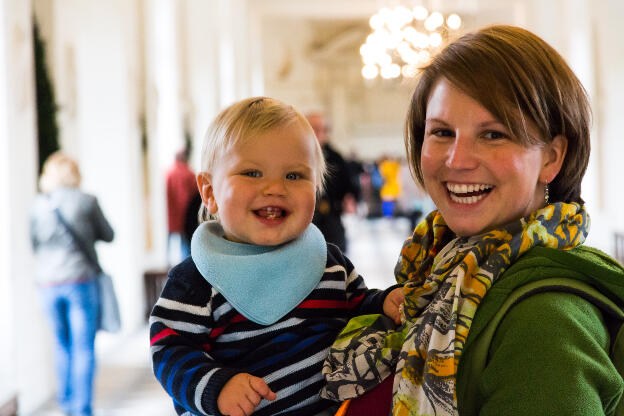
[{"left": 420, "top": 78, "right": 565, "bottom": 237}]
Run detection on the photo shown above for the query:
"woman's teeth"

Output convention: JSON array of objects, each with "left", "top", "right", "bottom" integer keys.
[{"left": 447, "top": 183, "right": 493, "bottom": 204}]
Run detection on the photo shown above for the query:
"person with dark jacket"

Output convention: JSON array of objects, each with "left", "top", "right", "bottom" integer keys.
[{"left": 306, "top": 113, "right": 357, "bottom": 252}]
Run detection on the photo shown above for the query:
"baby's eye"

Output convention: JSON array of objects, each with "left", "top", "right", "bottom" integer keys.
[
  {"left": 242, "top": 170, "right": 261, "bottom": 178},
  {"left": 285, "top": 172, "right": 301, "bottom": 180},
  {"left": 483, "top": 130, "right": 508, "bottom": 140}
]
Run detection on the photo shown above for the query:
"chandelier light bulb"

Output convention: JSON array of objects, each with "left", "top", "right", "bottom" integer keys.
[
  {"left": 425, "top": 12, "right": 444, "bottom": 31},
  {"left": 414, "top": 31, "right": 429, "bottom": 49},
  {"left": 429, "top": 32, "right": 442, "bottom": 47},
  {"left": 418, "top": 50, "right": 431, "bottom": 63},
  {"left": 402, "top": 49, "right": 419, "bottom": 64},
  {"left": 380, "top": 65, "right": 393, "bottom": 79},
  {"left": 413, "top": 5, "right": 428, "bottom": 20},
  {"left": 402, "top": 64, "right": 419, "bottom": 78},
  {"left": 369, "top": 13, "right": 384, "bottom": 30},
  {"left": 360, "top": 6, "right": 461, "bottom": 80},
  {"left": 362, "top": 64, "right": 379, "bottom": 79},
  {"left": 378, "top": 7, "right": 393, "bottom": 23},
  {"left": 390, "top": 63, "right": 401, "bottom": 78},
  {"left": 447, "top": 13, "right": 462, "bottom": 30},
  {"left": 362, "top": 54, "right": 377, "bottom": 65},
  {"left": 395, "top": 6, "right": 413, "bottom": 25},
  {"left": 397, "top": 41, "right": 411, "bottom": 55},
  {"left": 402, "top": 26, "right": 418, "bottom": 43}
]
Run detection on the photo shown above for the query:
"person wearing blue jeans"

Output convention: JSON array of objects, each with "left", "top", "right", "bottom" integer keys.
[
  {"left": 30, "top": 152, "right": 114, "bottom": 416},
  {"left": 40, "top": 280, "right": 99, "bottom": 416}
]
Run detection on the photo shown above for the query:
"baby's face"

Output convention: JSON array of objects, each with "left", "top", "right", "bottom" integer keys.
[{"left": 202, "top": 121, "right": 318, "bottom": 246}]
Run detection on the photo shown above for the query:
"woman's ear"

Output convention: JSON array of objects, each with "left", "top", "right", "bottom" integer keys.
[
  {"left": 197, "top": 173, "right": 218, "bottom": 214},
  {"left": 539, "top": 135, "right": 568, "bottom": 183}
]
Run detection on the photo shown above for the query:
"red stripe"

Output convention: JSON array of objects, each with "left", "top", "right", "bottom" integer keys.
[
  {"left": 298, "top": 299, "right": 347, "bottom": 309},
  {"left": 231, "top": 314, "right": 247, "bottom": 323},
  {"left": 210, "top": 326, "right": 225, "bottom": 338},
  {"left": 150, "top": 328, "right": 178, "bottom": 345},
  {"left": 347, "top": 293, "right": 365, "bottom": 309},
  {"left": 210, "top": 313, "right": 248, "bottom": 339}
]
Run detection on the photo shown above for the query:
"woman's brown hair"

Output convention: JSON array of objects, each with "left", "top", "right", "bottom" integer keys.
[{"left": 405, "top": 25, "right": 591, "bottom": 203}]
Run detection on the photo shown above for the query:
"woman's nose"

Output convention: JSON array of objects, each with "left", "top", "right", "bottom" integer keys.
[{"left": 446, "top": 135, "right": 479, "bottom": 170}]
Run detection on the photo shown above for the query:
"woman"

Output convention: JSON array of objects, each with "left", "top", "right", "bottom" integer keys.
[
  {"left": 30, "top": 152, "right": 114, "bottom": 416},
  {"left": 322, "top": 25, "right": 624, "bottom": 415}
]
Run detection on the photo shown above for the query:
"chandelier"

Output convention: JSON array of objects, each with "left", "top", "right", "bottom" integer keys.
[{"left": 360, "top": 5, "right": 462, "bottom": 80}]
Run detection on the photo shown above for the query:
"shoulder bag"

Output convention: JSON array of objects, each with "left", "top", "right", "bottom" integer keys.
[{"left": 53, "top": 207, "right": 122, "bottom": 333}]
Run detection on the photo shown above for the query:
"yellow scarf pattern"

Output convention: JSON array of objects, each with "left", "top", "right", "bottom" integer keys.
[{"left": 392, "top": 202, "right": 589, "bottom": 415}]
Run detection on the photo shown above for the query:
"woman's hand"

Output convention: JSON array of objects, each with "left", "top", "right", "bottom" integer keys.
[
  {"left": 383, "top": 287, "right": 405, "bottom": 325},
  {"left": 217, "top": 373, "right": 277, "bottom": 416}
]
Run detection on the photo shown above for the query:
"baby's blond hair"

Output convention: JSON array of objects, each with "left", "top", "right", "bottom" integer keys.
[{"left": 199, "top": 96, "right": 326, "bottom": 221}]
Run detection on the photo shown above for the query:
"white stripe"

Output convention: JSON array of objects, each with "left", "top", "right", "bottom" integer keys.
[
  {"left": 346, "top": 268, "right": 360, "bottom": 286},
  {"left": 256, "top": 372, "right": 324, "bottom": 410},
  {"left": 275, "top": 395, "right": 321, "bottom": 414},
  {"left": 195, "top": 367, "right": 219, "bottom": 414},
  {"left": 216, "top": 317, "right": 304, "bottom": 342},
  {"left": 150, "top": 345, "right": 165, "bottom": 354},
  {"left": 325, "top": 264, "right": 347, "bottom": 274},
  {"left": 156, "top": 297, "right": 211, "bottom": 316},
  {"left": 263, "top": 348, "right": 329, "bottom": 384},
  {"left": 315, "top": 280, "right": 346, "bottom": 290},
  {"left": 212, "top": 301, "right": 234, "bottom": 320},
  {"left": 150, "top": 317, "right": 209, "bottom": 334}
]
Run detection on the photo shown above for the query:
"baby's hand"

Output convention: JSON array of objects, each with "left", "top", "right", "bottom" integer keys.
[
  {"left": 217, "top": 373, "right": 277, "bottom": 416},
  {"left": 383, "top": 287, "right": 405, "bottom": 325}
]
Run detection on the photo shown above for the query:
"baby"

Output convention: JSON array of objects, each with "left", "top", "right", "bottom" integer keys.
[{"left": 150, "top": 97, "right": 403, "bottom": 416}]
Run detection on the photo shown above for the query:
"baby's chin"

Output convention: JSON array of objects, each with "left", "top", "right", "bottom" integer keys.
[{"left": 223, "top": 232, "right": 296, "bottom": 247}]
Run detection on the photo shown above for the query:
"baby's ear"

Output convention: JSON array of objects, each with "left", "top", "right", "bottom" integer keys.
[{"left": 197, "top": 173, "right": 218, "bottom": 214}]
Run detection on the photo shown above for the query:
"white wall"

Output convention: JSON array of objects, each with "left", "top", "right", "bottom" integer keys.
[
  {"left": 590, "top": 0, "right": 624, "bottom": 249},
  {"left": 0, "top": 0, "right": 49, "bottom": 411}
]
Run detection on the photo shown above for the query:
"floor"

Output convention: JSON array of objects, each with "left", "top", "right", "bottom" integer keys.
[{"left": 31, "top": 214, "right": 412, "bottom": 416}]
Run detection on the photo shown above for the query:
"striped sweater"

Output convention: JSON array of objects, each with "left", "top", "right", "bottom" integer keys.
[{"left": 150, "top": 244, "right": 395, "bottom": 416}]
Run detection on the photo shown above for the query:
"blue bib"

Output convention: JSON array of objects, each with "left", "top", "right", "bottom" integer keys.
[{"left": 190, "top": 221, "right": 327, "bottom": 325}]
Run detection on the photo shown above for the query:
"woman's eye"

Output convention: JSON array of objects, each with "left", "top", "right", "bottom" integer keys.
[
  {"left": 431, "top": 129, "right": 454, "bottom": 137},
  {"left": 285, "top": 172, "right": 300, "bottom": 180},
  {"left": 483, "top": 130, "right": 507, "bottom": 140},
  {"left": 242, "top": 170, "right": 261, "bottom": 178}
]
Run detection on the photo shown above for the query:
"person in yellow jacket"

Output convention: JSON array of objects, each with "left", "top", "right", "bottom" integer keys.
[{"left": 378, "top": 157, "right": 401, "bottom": 217}]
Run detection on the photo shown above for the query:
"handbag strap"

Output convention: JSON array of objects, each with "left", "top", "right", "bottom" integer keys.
[{"left": 53, "top": 207, "right": 103, "bottom": 274}]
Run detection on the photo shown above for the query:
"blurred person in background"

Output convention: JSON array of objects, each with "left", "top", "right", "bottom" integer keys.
[
  {"left": 30, "top": 151, "right": 114, "bottom": 416},
  {"left": 378, "top": 156, "right": 402, "bottom": 218},
  {"left": 306, "top": 113, "right": 358, "bottom": 252},
  {"left": 397, "top": 158, "right": 434, "bottom": 232},
  {"left": 166, "top": 148, "right": 197, "bottom": 264}
]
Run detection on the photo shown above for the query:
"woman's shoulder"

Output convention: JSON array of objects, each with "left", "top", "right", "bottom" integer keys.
[
  {"left": 469, "top": 290, "right": 622, "bottom": 416},
  {"left": 497, "top": 245, "right": 624, "bottom": 291}
]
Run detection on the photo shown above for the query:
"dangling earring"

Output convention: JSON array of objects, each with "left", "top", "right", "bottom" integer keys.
[{"left": 544, "top": 183, "right": 550, "bottom": 205}]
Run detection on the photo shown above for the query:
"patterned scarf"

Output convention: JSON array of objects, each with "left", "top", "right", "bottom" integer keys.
[{"left": 321, "top": 202, "right": 589, "bottom": 416}]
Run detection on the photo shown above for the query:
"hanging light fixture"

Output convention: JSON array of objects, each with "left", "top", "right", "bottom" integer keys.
[{"left": 360, "top": 4, "right": 462, "bottom": 80}]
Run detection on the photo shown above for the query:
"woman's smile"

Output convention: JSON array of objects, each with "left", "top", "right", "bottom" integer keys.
[{"left": 445, "top": 182, "right": 493, "bottom": 204}]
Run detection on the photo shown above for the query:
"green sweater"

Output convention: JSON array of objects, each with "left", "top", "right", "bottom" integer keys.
[{"left": 457, "top": 246, "right": 624, "bottom": 415}]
